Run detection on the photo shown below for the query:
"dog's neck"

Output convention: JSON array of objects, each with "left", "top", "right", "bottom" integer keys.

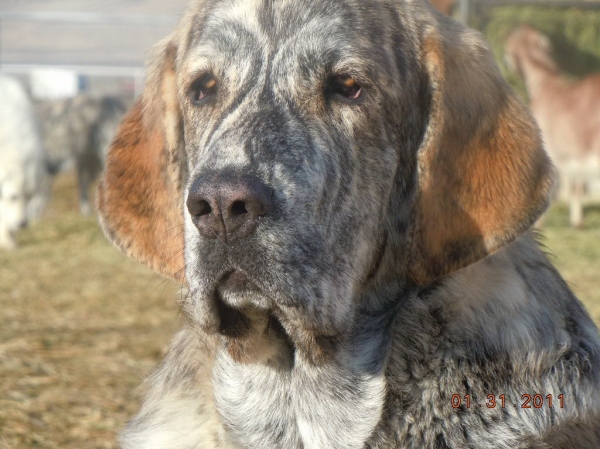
[{"left": 211, "top": 296, "right": 399, "bottom": 449}]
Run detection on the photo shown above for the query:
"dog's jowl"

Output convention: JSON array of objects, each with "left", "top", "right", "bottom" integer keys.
[{"left": 97, "top": 0, "right": 600, "bottom": 447}]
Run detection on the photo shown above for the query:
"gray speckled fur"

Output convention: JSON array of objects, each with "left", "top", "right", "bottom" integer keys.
[
  {"left": 102, "top": 0, "right": 600, "bottom": 447},
  {"left": 123, "top": 235, "right": 600, "bottom": 449},
  {"left": 36, "top": 95, "right": 127, "bottom": 214}
]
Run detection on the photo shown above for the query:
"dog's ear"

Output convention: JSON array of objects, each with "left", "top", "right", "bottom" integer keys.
[
  {"left": 97, "top": 37, "right": 185, "bottom": 282},
  {"left": 409, "top": 16, "right": 554, "bottom": 285}
]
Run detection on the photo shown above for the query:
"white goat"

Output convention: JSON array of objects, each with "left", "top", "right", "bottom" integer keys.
[
  {"left": 505, "top": 25, "right": 600, "bottom": 227},
  {"left": 0, "top": 75, "right": 49, "bottom": 248}
]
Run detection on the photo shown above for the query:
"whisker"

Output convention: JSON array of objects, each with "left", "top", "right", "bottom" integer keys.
[
  {"left": 167, "top": 229, "right": 185, "bottom": 241},
  {"left": 164, "top": 223, "right": 185, "bottom": 234},
  {"left": 173, "top": 287, "right": 191, "bottom": 325},
  {"left": 162, "top": 246, "right": 185, "bottom": 264},
  {"left": 210, "top": 228, "right": 232, "bottom": 250},
  {"left": 149, "top": 275, "right": 172, "bottom": 298}
]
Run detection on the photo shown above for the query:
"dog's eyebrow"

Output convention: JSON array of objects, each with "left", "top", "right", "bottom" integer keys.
[
  {"left": 329, "top": 56, "right": 378, "bottom": 79},
  {"left": 181, "top": 20, "right": 264, "bottom": 78},
  {"left": 178, "top": 43, "right": 219, "bottom": 86}
]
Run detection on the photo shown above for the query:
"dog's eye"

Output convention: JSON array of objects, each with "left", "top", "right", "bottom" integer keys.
[
  {"left": 189, "top": 74, "right": 217, "bottom": 104},
  {"left": 329, "top": 75, "right": 362, "bottom": 101}
]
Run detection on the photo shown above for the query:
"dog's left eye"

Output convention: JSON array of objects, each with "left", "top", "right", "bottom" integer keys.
[
  {"left": 329, "top": 75, "right": 362, "bottom": 101},
  {"left": 189, "top": 74, "right": 217, "bottom": 104}
]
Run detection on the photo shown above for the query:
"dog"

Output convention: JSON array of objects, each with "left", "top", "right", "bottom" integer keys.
[
  {"left": 0, "top": 75, "right": 49, "bottom": 249},
  {"left": 36, "top": 95, "right": 127, "bottom": 215},
  {"left": 505, "top": 25, "right": 600, "bottom": 228},
  {"left": 97, "top": 0, "right": 600, "bottom": 447}
]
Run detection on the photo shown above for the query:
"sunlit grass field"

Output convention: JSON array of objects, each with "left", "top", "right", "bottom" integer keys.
[{"left": 1, "top": 173, "right": 599, "bottom": 449}]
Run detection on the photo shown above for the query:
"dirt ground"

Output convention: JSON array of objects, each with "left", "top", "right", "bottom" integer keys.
[{"left": 1, "top": 173, "right": 599, "bottom": 448}]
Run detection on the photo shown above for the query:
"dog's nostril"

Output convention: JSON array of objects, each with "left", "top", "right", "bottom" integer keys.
[
  {"left": 231, "top": 201, "right": 248, "bottom": 216},
  {"left": 196, "top": 200, "right": 212, "bottom": 217},
  {"left": 188, "top": 198, "right": 212, "bottom": 217}
]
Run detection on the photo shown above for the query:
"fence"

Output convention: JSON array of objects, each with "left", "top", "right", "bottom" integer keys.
[{"left": 0, "top": 11, "right": 179, "bottom": 96}]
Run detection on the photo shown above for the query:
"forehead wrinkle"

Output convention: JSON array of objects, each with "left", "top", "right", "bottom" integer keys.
[
  {"left": 269, "top": 0, "right": 406, "bottom": 87},
  {"left": 182, "top": 3, "right": 273, "bottom": 84},
  {"left": 271, "top": 27, "right": 385, "bottom": 87},
  {"left": 184, "top": 17, "right": 264, "bottom": 67},
  {"left": 271, "top": 9, "right": 344, "bottom": 53},
  {"left": 202, "top": 20, "right": 264, "bottom": 53},
  {"left": 204, "top": 0, "right": 269, "bottom": 44},
  {"left": 256, "top": 0, "right": 339, "bottom": 40},
  {"left": 267, "top": 2, "right": 395, "bottom": 67}
]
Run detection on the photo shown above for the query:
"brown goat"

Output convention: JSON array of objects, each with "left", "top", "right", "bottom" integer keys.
[
  {"left": 427, "top": 0, "right": 456, "bottom": 15},
  {"left": 505, "top": 25, "right": 600, "bottom": 227}
]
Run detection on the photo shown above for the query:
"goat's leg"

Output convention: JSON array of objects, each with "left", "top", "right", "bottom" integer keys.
[
  {"left": 76, "top": 159, "right": 92, "bottom": 216},
  {"left": 0, "top": 222, "right": 16, "bottom": 249},
  {"left": 569, "top": 180, "right": 585, "bottom": 228}
]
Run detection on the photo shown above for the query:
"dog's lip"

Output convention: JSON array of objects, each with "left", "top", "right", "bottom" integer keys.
[
  {"left": 213, "top": 268, "right": 282, "bottom": 314},
  {"left": 217, "top": 269, "right": 258, "bottom": 293}
]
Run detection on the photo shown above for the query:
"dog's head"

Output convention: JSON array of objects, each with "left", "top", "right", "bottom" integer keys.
[{"left": 98, "top": 0, "right": 553, "bottom": 364}]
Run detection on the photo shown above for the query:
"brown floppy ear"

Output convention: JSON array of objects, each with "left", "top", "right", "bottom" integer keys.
[
  {"left": 409, "top": 15, "right": 554, "bottom": 285},
  {"left": 97, "top": 38, "right": 185, "bottom": 282}
]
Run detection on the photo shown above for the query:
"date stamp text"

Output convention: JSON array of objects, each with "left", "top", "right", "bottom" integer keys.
[{"left": 451, "top": 394, "right": 565, "bottom": 409}]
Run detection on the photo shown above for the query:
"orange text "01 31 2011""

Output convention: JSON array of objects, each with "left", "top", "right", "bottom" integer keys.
[{"left": 451, "top": 394, "right": 565, "bottom": 409}]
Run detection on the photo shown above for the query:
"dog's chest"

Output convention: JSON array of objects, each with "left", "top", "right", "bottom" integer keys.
[{"left": 213, "top": 350, "right": 386, "bottom": 449}]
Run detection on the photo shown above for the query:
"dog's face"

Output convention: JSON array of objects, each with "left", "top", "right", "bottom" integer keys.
[
  {"left": 98, "top": 0, "right": 554, "bottom": 363},
  {"left": 178, "top": 0, "right": 424, "bottom": 358}
]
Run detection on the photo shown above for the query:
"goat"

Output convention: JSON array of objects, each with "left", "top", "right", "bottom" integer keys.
[
  {"left": 0, "top": 75, "right": 49, "bottom": 248},
  {"left": 505, "top": 25, "right": 600, "bottom": 227}
]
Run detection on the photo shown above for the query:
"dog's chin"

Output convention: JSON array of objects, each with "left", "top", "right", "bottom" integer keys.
[
  {"left": 199, "top": 271, "right": 291, "bottom": 365},
  {"left": 216, "top": 270, "right": 270, "bottom": 310},
  {"left": 194, "top": 270, "right": 340, "bottom": 367}
]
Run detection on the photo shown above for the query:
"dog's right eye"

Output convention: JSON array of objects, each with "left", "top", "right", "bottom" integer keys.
[
  {"left": 328, "top": 74, "right": 362, "bottom": 101},
  {"left": 189, "top": 74, "right": 217, "bottom": 104}
]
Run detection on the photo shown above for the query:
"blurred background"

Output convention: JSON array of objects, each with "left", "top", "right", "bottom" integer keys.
[{"left": 0, "top": 0, "right": 599, "bottom": 448}]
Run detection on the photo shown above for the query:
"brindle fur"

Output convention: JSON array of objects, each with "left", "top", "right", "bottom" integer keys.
[{"left": 97, "top": 0, "right": 600, "bottom": 447}]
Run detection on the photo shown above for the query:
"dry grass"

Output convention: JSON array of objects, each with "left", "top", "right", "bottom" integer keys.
[
  {"left": 0, "top": 174, "right": 182, "bottom": 449},
  {"left": 541, "top": 203, "right": 600, "bottom": 323},
  {"left": 0, "top": 172, "right": 599, "bottom": 448}
]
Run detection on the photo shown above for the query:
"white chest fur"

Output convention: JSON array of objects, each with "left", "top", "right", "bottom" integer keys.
[{"left": 213, "top": 349, "right": 387, "bottom": 449}]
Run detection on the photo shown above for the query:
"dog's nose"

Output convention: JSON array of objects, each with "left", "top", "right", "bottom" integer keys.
[
  {"left": 18, "top": 220, "right": 28, "bottom": 229},
  {"left": 186, "top": 172, "right": 273, "bottom": 243}
]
